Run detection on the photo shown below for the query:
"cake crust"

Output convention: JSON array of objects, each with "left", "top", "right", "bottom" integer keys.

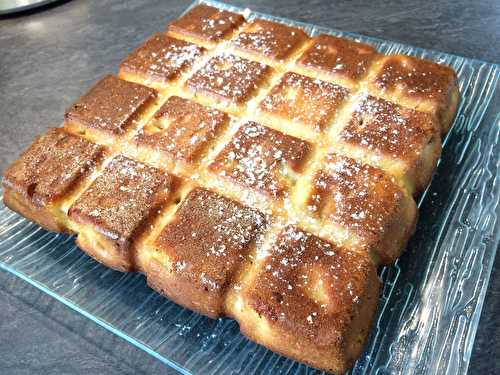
[
  {"left": 258, "top": 71, "right": 349, "bottom": 131},
  {"left": 119, "top": 33, "right": 205, "bottom": 86},
  {"left": 210, "top": 121, "right": 311, "bottom": 198},
  {"left": 231, "top": 19, "right": 309, "bottom": 62},
  {"left": 134, "top": 96, "right": 229, "bottom": 166},
  {"left": 186, "top": 53, "right": 271, "bottom": 106},
  {"left": 2, "top": 128, "right": 104, "bottom": 232},
  {"left": 68, "top": 155, "right": 173, "bottom": 271},
  {"left": 167, "top": 4, "right": 245, "bottom": 45},
  {"left": 64, "top": 75, "right": 157, "bottom": 137},
  {"left": 231, "top": 226, "right": 380, "bottom": 374},
  {"left": 142, "top": 188, "right": 266, "bottom": 318},
  {"left": 1, "top": 5, "right": 461, "bottom": 373},
  {"left": 296, "top": 34, "right": 377, "bottom": 84}
]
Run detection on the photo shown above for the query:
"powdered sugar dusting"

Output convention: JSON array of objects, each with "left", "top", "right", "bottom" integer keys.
[
  {"left": 232, "top": 19, "right": 308, "bottom": 61},
  {"left": 340, "top": 94, "right": 436, "bottom": 159},
  {"left": 186, "top": 53, "right": 270, "bottom": 104},
  {"left": 259, "top": 71, "right": 349, "bottom": 131},
  {"left": 209, "top": 121, "right": 310, "bottom": 197},
  {"left": 309, "top": 153, "right": 403, "bottom": 244}
]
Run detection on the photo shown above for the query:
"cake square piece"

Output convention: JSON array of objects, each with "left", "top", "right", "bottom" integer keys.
[
  {"left": 134, "top": 96, "right": 229, "bottom": 167},
  {"left": 209, "top": 121, "right": 311, "bottom": 198},
  {"left": 337, "top": 95, "right": 440, "bottom": 194},
  {"left": 296, "top": 34, "right": 377, "bottom": 86},
  {"left": 186, "top": 53, "right": 271, "bottom": 108},
  {"left": 140, "top": 188, "right": 266, "bottom": 318},
  {"left": 2, "top": 128, "right": 104, "bottom": 232},
  {"left": 119, "top": 33, "right": 205, "bottom": 87},
  {"left": 230, "top": 19, "right": 309, "bottom": 63},
  {"left": 368, "top": 55, "right": 459, "bottom": 133},
  {"left": 167, "top": 4, "right": 245, "bottom": 46},
  {"left": 305, "top": 153, "right": 417, "bottom": 264},
  {"left": 230, "top": 226, "right": 380, "bottom": 374},
  {"left": 68, "top": 155, "right": 173, "bottom": 272},
  {"left": 64, "top": 75, "right": 157, "bottom": 138},
  {"left": 258, "top": 72, "right": 349, "bottom": 132}
]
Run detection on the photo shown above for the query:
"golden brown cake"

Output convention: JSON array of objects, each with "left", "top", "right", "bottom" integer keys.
[
  {"left": 118, "top": 33, "right": 205, "bottom": 89},
  {"left": 258, "top": 71, "right": 349, "bottom": 134},
  {"left": 227, "top": 225, "right": 380, "bottom": 374},
  {"left": 68, "top": 155, "right": 174, "bottom": 271},
  {"left": 296, "top": 34, "right": 378, "bottom": 88},
  {"left": 2, "top": 128, "right": 105, "bottom": 232},
  {"left": 2, "top": 3, "right": 460, "bottom": 373},
  {"left": 230, "top": 19, "right": 309, "bottom": 65}
]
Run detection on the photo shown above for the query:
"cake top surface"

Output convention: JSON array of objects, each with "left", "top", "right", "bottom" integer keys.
[
  {"left": 2, "top": 128, "right": 104, "bottom": 206},
  {"left": 168, "top": 4, "right": 245, "bottom": 44},
  {"left": 339, "top": 94, "right": 437, "bottom": 160},
  {"left": 231, "top": 19, "right": 309, "bottom": 61},
  {"left": 297, "top": 34, "right": 378, "bottom": 81},
  {"left": 370, "top": 55, "right": 457, "bottom": 102},
  {"left": 65, "top": 75, "right": 157, "bottom": 135},
  {"left": 244, "top": 225, "right": 376, "bottom": 343},
  {"left": 120, "top": 33, "right": 205, "bottom": 84},
  {"left": 308, "top": 153, "right": 406, "bottom": 243},
  {"left": 186, "top": 53, "right": 271, "bottom": 104},
  {"left": 69, "top": 155, "right": 172, "bottom": 246},
  {"left": 210, "top": 121, "right": 311, "bottom": 198},
  {"left": 154, "top": 187, "right": 266, "bottom": 292},
  {"left": 259, "top": 71, "right": 349, "bottom": 131},
  {"left": 135, "top": 96, "right": 229, "bottom": 163}
]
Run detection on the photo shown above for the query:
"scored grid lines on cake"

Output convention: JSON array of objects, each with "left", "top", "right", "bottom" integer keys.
[
  {"left": 339, "top": 94, "right": 438, "bottom": 160},
  {"left": 167, "top": 3, "right": 246, "bottom": 45},
  {"left": 258, "top": 71, "right": 349, "bottom": 132},
  {"left": 295, "top": 34, "right": 378, "bottom": 84},
  {"left": 209, "top": 121, "right": 311, "bottom": 198},
  {"left": 64, "top": 75, "right": 157, "bottom": 136},
  {"left": 134, "top": 96, "right": 229, "bottom": 165},
  {"left": 0, "top": 3, "right": 461, "bottom": 373},
  {"left": 367, "top": 54, "right": 459, "bottom": 133},
  {"left": 185, "top": 53, "right": 271, "bottom": 105},
  {"left": 144, "top": 187, "right": 266, "bottom": 317},
  {"left": 230, "top": 19, "right": 309, "bottom": 62},
  {"left": 119, "top": 33, "right": 206, "bottom": 86}
]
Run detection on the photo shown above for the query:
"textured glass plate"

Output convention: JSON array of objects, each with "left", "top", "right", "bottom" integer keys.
[{"left": 0, "top": 1, "right": 499, "bottom": 374}]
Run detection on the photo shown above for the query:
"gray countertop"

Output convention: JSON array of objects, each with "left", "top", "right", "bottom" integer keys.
[{"left": 0, "top": 0, "right": 498, "bottom": 374}]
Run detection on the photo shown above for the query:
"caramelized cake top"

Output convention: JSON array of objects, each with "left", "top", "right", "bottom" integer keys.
[
  {"left": 65, "top": 75, "right": 157, "bottom": 135},
  {"left": 2, "top": 4, "right": 460, "bottom": 373},
  {"left": 68, "top": 155, "right": 172, "bottom": 248},
  {"left": 2, "top": 128, "right": 104, "bottom": 206},
  {"left": 259, "top": 72, "right": 349, "bottom": 131},
  {"left": 308, "top": 153, "right": 406, "bottom": 244},
  {"left": 119, "top": 33, "right": 205, "bottom": 84},
  {"left": 244, "top": 226, "right": 377, "bottom": 342},
  {"left": 168, "top": 4, "right": 245, "bottom": 44},
  {"left": 231, "top": 19, "right": 309, "bottom": 61},
  {"left": 339, "top": 95, "right": 438, "bottom": 160},
  {"left": 296, "top": 34, "right": 377, "bottom": 82},
  {"left": 186, "top": 53, "right": 271, "bottom": 105},
  {"left": 370, "top": 55, "right": 457, "bottom": 102},
  {"left": 135, "top": 96, "right": 229, "bottom": 163},
  {"left": 210, "top": 121, "right": 311, "bottom": 198},
  {"left": 154, "top": 188, "right": 265, "bottom": 293}
]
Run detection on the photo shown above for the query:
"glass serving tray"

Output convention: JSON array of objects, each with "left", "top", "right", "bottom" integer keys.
[{"left": 0, "top": 1, "right": 499, "bottom": 374}]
